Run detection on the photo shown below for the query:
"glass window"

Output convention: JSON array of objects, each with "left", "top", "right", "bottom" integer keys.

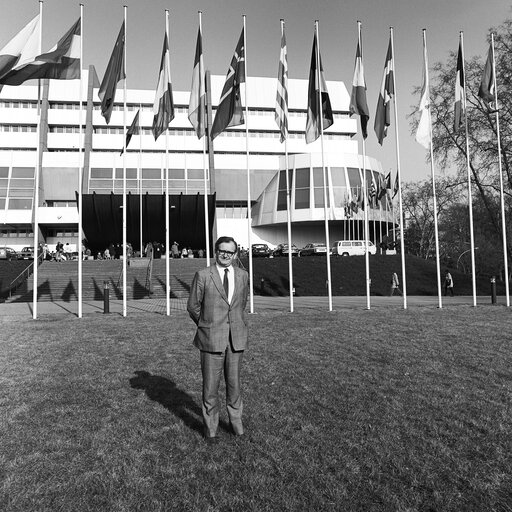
[
  {"left": 314, "top": 188, "right": 329, "bottom": 208},
  {"left": 115, "top": 168, "right": 137, "bottom": 179},
  {"left": 347, "top": 167, "right": 361, "bottom": 188},
  {"left": 91, "top": 168, "right": 112, "bottom": 179},
  {"left": 142, "top": 168, "right": 161, "bottom": 179},
  {"left": 8, "top": 198, "right": 32, "bottom": 209},
  {"left": 295, "top": 168, "right": 310, "bottom": 188},
  {"left": 313, "top": 167, "right": 327, "bottom": 187},
  {"left": 169, "top": 169, "right": 185, "bottom": 179},
  {"left": 295, "top": 188, "right": 309, "bottom": 209},
  {"left": 0, "top": 199, "right": 5, "bottom": 209},
  {"left": 330, "top": 167, "right": 346, "bottom": 187},
  {"left": 0, "top": 167, "right": 9, "bottom": 178},
  {"left": 9, "top": 179, "right": 34, "bottom": 189},
  {"left": 277, "top": 190, "right": 287, "bottom": 211},
  {"left": 187, "top": 169, "right": 203, "bottom": 180},
  {"left": 142, "top": 180, "right": 162, "bottom": 189},
  {"left": 12, "top": 167, "right": 34, "bottom": 178},
  {"left": 278, "top": 169, "right": 292, "bottom": 191}
]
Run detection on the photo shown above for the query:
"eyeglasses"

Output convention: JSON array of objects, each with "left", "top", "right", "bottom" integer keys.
[{"left": 217, "top": 250, "right": 236, "bottom": 257}]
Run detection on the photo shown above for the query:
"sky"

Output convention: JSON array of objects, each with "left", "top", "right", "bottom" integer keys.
[{"left": 1, "top": 0, "right": 511, "bottom": 182}]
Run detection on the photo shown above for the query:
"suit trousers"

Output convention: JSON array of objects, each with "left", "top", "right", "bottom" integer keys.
[{"left": 200, "top": 339, "right": 244, "bottom": 438}]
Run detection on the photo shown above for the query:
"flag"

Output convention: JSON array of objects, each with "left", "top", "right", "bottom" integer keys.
[
  {"left": 98, "top": 22, "right": 125, "bottom": 125},
  {"left": 152, "top": 32, "right": 174, "bottom": 140},
  {"left": 349, "top": 33, "right": 370, "bottom": 139},
  {"left": 350, "top": 190, "right": 359, "bottom": 214},
  {"left": 357, "top": 188, "right": 365, "bottom": 212},
  {"left": 374, "top": 36, "right": 394, "bottom": 144},
  {"left": 415, "top": 37, "right": 431, "bottom": 149},
  {"left": 478, "top": 44, "right": 495, "bottom": 111},
  {"left": 275, "top": 25, "right": 288, "bottom": 143},
  {"left": 454, "top": 38, "right": 465, "bottom": 132},
  {"left": 369, "top": 181, "right": 376, "bottom": 207},
  {"left": 188, "top": 26, "right": 205, "bottom": 138},
  {"left": 385, "top": 172, "right": 391, "bottom": 190},
  {"left": 120, "top": 109, "right": 139, "bottom": 155},
  {"left": 0, "top": 15, "right": 40, "bottom": 89},
  {"left": 305, "top": 31, "right": 333, "bottom": 144},
  {"left": 211, "top": 28, "right": 245, "bottom": 140},
  {"left": 377, "top": 172, "right": 388, "bottom": 200},
  {"left": 393, "top": 173, "right": 399, "bottom": 198},
  {"left": 0, "top": 18, "right": 80, "bottom": 85}
]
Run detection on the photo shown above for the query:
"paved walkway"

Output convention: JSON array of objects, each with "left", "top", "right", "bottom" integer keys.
[{"left": 0, "top": 295, "right": 504, "bottom": 319}]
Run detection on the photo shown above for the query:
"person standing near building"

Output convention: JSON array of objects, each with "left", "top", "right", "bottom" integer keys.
[
  {"left": 444, "top": 270, "right": 454, "bottom": 296},
  {"left": 187, "top": 236, "right": 249, "bottom": 443},
  {"left": 390, "top": 272, "right": 402, "bottom": 296}
]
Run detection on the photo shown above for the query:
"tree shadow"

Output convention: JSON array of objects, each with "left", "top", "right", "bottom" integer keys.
[{"left": 129, "top": 370, "right": 216, "bottom": 435}]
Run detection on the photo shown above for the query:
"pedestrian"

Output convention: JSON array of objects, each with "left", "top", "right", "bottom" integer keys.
[
  {"left": 444, "top": 269, "right": 454, "bottom": 296},
  {"left": 390, "top": 272, "right": 402, "bottom": 296},
  {"left": 187, "top": 236, "right": 249, "bottom": 443},
  {"left": 171, "top": 241, "right": 179, "bottom": 259}
]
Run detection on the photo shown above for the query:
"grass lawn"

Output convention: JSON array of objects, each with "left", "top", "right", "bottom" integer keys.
[{"left": 1, "top": 306, "right": 511, "bottom": 511}]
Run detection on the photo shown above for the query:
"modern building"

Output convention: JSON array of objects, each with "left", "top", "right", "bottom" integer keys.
[{"left": 0, "top": 68, "right": 394, "bottom": 254}]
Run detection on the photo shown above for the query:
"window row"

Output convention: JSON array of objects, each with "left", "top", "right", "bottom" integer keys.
[
  {"left": 0, "top": 100, "right": 37, "bottom": 109},
  {"left": 0, "top": 125, "right": 37, "bottom": 133},
  {"left": 90, "top": 168, "right": 208, "bottom": 180}
]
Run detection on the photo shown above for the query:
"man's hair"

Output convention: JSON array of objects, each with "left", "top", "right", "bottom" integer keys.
[{"left": 215, "top": 236, "right": 238, "bottom": 253}]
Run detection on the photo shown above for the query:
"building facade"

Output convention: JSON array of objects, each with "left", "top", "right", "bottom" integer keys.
[{"left": 0, "top": 69, "right": 393, "bottom": 254}]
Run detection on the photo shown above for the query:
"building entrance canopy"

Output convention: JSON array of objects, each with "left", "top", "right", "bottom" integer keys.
[{"left": 79, "top": 192, "right": 216, "bottom": 254}]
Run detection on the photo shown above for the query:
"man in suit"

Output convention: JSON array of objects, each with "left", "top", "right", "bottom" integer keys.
[{"left": 187, "top": 236, "right": 249, "bottom": 442}]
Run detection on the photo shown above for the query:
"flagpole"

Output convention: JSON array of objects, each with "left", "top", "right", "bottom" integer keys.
[
  {"left": 459, "top": 32, "right": 477, "bottom": 307},
  {"left": 199, "top": 12, "right": 210, "bottom": 267},
  {"left": 122, "top": 5, "right": 127, "bottom": 317},
  {"left": 32, "top": 0, "right": 43, "bottom": 320},
  {"left": 242, "top": 15, "right": 254, "bottom": 313},
  {"left": 279, "top": 19, "right": 294, "bottom": 313},
  {"left": 357, "top": 21, "right": 371, "bottom": 310},
  {"left": 165, "top": 9, "right": 171, "bottom": 316},
  {"left": 490, "top": 33, "right": 510, "bottom": 306},
  {"left": 78, "top": 4, "right": 84, "bottom": 318},
  {"left": 421, "top": 29, "right": 443, "bottom": 308},
  {"left": 390, "top": 27, "right": 407, "bottom": 308},
  {"left": 139, "top": 104, "right": 142, "bottom": 258},
  {"left": 315, "top": 21, "right": 333, "bottom": 312}
]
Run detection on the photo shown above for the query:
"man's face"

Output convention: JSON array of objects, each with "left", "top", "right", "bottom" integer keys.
[{"left": 215, "top": 241, "right": 237, "bottom": 268}]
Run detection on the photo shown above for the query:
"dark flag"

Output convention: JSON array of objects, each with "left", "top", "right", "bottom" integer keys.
[
  {"left": 393, "top": 173, "right": 399, "bottom": 198},
  {"left": 350, "top": 31, "right": 370, "bottom": 139},
  {"left": 374, "top": 36, "right": 394, "bottom": 144},
  {"left": 454, "top": 38, "right": 465, "bottom": 132},
  {"left": 478, "top": 43, "right": 495, "bottom": 111},
  {"left": 211, "top": 28, "right": 245, "bottom": 139},
  {"left": 98, "top": 22, "right": 125, "bottom": 124},
  {"left": 305, "top": 30, "right": 333, "bottom": 143},
  {"left": 120, "top": 109, "right": 140, "bottom": 155}
]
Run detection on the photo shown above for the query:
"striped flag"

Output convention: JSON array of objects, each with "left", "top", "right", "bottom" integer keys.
[
  {"left": 415, "top": 36, "right": 431, "bottom": 149},
  {"left": 152, "top": 32, "right": 174, "bottom": 140},
  {"left": 374, "top": 36, "right": 394, "bottom": 144},
  {"left": 120, "top": 109, "right": 139, "bottom": 155},
  {"left": 305, "top": 30, "right": 333, "bottom": 144},
  {"left": 393, "top": 172, "right": 399, "bottom": 198},
  {"left": 211, "top": 28, "right": 245, "bottom": 140},
  {"left": 0, "top": 15, "right": 40, "bottom": 88},
  {"left": 188, "top": 25, "right": 206, "bottom": 139},
  {"left": 478, "top": 44, "right": 495, "bottom": 111},
  {"left": 349, "top": 30, "right": 370, "bottom": 139},
  {"left": 275, "top": 23, "right": 288, "bottom": 143},
  {"left": 0, "top": 18, "right": 80, "bottom": 85},
  {"left": 98, "top": 22, "right": 125, "bottom": 125},
  {"left": 454, "top": 38, "right": 464, "bottom": 132}
]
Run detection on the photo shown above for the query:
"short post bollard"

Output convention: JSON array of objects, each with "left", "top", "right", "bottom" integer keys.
[
  {"left": 491, "top": 276, "right": 497, "bottom": 305},
  {"left": 260, "top": 278, "right": 265, "bottom": 293},
  {"left": 103, "top": 280, "right": 110, "bottom": 314}
]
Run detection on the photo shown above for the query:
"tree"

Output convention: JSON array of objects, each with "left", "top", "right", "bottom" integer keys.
[{"left": 410, "top": 16, "right": 512, "bottom": 274}]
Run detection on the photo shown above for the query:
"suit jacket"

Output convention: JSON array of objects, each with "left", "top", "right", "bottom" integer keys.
[{"left": 187, "top": 264, "right": 249, "bottom": 352}]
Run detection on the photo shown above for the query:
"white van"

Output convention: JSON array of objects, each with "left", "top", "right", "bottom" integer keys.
[{"left": 332, "top": 240, "right": 377, "bottom": 256}]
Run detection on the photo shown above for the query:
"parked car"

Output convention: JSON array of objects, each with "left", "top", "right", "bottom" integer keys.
[
  {"left": 299, "top": 242, "right": 328, "bottom": 257},
  {"left": 331, "top": 240, "right": 377, "bottom": 256},
  {"left": 0, "top": 247, "right": 19, "bottom": 260},
  {"left": 273, "top": 243, "right": 300, "bottom": 257},
  {"left": 251, "top": 243, "right": 272, "bottom": 258},
  {"left": 19, "top": 246, "right": 34, "bottom": 259}
]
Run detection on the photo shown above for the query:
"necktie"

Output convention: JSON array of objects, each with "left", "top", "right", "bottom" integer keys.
[{"left": 223, "top": 268, "right": 229, "bottom": 297}]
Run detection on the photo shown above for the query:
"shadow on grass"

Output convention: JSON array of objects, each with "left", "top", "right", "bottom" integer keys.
[{"left": 129, "top": 370, "right": 210, "bottom": 435}]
